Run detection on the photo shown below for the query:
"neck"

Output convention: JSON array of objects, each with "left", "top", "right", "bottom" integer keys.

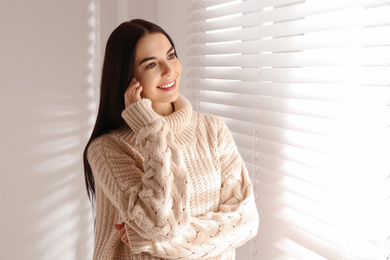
[{"left": 151, "top": 102, "right": 174, "bottom": 116}]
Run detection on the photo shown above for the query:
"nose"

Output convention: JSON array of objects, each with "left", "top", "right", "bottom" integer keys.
[{"left": 160, "top": 61, "right": 173, "bottom": 77}]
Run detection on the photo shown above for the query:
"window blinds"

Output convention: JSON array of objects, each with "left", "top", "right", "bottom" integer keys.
[{"left": 186, "top": 0, "right": 390, "bottom": 259}]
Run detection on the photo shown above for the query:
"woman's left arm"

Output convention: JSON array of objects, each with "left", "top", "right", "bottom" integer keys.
[{"left": 126, "top": 119, "right": 259, "bottom": 259}]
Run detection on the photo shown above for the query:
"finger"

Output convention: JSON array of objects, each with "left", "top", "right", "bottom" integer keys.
[
  {"left": 119, "top": 226, "right": 126, "bottom": 237},
  {"left": 130, "top": 78, "right": 139, "bottom": 89},
  {"left": 125, "top": 81, "right": 140, "bottom": 96},
  {"left": 121, "top": 232, "right": 128, "bottom": 243},
  {"left": 135, "top": 86, "right": 143, "bottom": 101},
  {"left": 114, "top": 222, "right": 124, "bottom": 231},
  {"left": 114, "top": 224, "right": 122, "bottom": 231},
  {"left": 127, "top": 77, "right": 136, "bottom": 88},
  {"left": 124, "top": 80, "right": 141, "bottom": 107},
  {"left": 129, "top": 84, "right": 141, "bottom": 104}
]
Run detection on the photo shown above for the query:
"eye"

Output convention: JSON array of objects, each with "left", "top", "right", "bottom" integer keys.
[
  {"left": 146, "top": 62, "right": 156, "bottom": 69},
  {"left": 168, "top": 52, "right": 176, "bottom": 60}
]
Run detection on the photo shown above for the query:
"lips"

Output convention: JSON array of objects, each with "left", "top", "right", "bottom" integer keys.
[{"left": 157, "top": 80, "right": 176, "bottom": 90}]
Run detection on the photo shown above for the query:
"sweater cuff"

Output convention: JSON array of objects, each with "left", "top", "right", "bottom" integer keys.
[
  {"left": 126, "top": 227, "right": 153, "bottom": 254},
  {"left": 121, "top": 99, "right": 161, "bottom": 132}
]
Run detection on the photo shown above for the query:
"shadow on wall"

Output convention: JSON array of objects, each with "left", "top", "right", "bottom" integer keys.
[
  {"left": 0, "top": 0, "right": 98, "bottom": 259},
  {"left": 8, "top": 93, "right": 94, "bottom": 260}
]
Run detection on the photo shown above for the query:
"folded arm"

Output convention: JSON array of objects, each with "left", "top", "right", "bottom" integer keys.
[{"left": 126, "top": 118, "right": 259, "bottom": 259}]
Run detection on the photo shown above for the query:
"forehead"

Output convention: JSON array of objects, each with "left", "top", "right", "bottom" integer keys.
[{"left": 134, "top": 32, "right": 172, "bottom": 60}]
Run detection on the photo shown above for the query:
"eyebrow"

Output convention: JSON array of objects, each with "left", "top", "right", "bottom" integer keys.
[{"left": 138, "top": 46, "right": 175, "bottom": 66}]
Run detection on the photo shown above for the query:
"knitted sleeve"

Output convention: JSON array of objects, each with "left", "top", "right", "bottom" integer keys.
[
  {"left": 87, "top": 98, "right": 191, "bottom": 242},
  {"left": 127, "top": 118, "right": 259, "bottom": 259}
]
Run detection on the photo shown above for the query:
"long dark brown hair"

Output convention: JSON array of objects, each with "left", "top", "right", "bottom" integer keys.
[{"left": 83, "top": 19, "right": 176, "bottom": 203}]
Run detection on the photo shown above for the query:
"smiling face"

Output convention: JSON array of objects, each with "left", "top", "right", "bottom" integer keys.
[{"left": 133, "top": 32, "right": 181, "bottom": 106}]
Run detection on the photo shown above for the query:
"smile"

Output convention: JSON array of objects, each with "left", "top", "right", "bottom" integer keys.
[{"left": 158, "top": 80, "right": 175, "bottom": 89}]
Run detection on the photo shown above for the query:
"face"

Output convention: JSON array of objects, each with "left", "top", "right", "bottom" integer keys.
[{"left": 133, "top": 32, "right": 181, "bottom": 104}]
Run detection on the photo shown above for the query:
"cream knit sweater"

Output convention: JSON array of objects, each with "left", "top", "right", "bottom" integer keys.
[{"left": 87, "top": 95, "right": 259, "bottom": 260}]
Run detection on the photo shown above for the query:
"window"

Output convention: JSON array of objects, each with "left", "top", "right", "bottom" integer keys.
[{"left": 186, "top": 0, "right": 390, "bottom": 259}]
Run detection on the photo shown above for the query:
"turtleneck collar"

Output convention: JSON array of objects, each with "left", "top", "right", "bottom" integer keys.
[
  {"left": 115, "top": 95, "right": 198, "bottom": 146},
  {"left": 164, "top": 95, "right": 193, "bottom": 133}
]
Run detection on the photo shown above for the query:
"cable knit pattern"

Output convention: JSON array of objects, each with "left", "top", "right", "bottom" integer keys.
[{"left": 87, "top": 95, "right": 259, "bottom": 260}]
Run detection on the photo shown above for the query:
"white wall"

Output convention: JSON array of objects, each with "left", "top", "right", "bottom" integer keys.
[
  {"left": 127, "top": 0, "right": 157, "bottom": 23},
  {"left": 0, "top": 0, "right": 187, "bottom": 259},
  {"left": 0, "top": 0, "right": 96, "bottom": 259}
]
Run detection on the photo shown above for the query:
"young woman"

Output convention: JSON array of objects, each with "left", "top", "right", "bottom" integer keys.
[{"left": 83, "top": 19, "right": 259, "bottom": 260}]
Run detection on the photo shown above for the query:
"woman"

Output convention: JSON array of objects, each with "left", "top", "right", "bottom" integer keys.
[{"left": 83, "top": 19, "right": 259, "bottom": 260}]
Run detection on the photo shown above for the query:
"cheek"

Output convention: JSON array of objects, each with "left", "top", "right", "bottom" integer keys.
[{"left": 135, "top": 71, "right": 154, "bottom": 87}]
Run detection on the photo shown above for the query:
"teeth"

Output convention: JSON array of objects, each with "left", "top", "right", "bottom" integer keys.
[{"left": 159, "top": 81, "right": 175, "bottom": 88}]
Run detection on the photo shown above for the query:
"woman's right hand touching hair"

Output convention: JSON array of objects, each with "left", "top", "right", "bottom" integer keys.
[{"left": 124, "top": 77, "right": 143, "bottom": 108}]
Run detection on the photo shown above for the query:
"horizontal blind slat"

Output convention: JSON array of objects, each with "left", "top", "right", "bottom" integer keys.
[
  {"left": 256, "top": 96, "right": 390, "bottom": 124},
  {"left": 260, "top": 67, "right": 390, "bottom": 85},
  {"left": 231, "top": 132, "right": 253, "bottom": 150},
  {"left": 189, "top": 0, "right": 262, "bottom": 21},
  {"left": 191, "top": 12, "right": 260, "bottom": 33},
  {"left": 188, "top": 0, "right": 234, "bottom": 11},
  {"left": 199, "top": 90, "right": 255, "bottom": 108},
  {"left": 275, "top": 207, "right": 388, "bottom": 258},
  {"left": 258, "top": 173, "right": 390, "bottom": 242},
  {"left": 195, "top": 90, "right": 390, "bottom": 124},
  {"left": 261, "top": 0, "right": 390, "bottom": 23},
  {"left": 220, "top": 116, "right": 254, "bottom": 136},
  {"left": 198, "top": 101, "right": 254, "bottom": 123},
  {"left": 236, "top": 146, "right": 253, "bottom": 165},
  {"left": 188, "top": 0, "right": 300, "bottom": 12},
  {"left": 260, "top": 46, "right": 390, "bottom": 67},
  {"left": 257, "top": 154, "right": 390, "bottom": 206},
  {"left": 256, "top": 210, "right": 344, "bottom": 260},
  {"left": 257, "top": 187, "right": 390, "bottom": 259},
  {"left": 190, "top": 26, "right": 260, "bottom": 43},
  {"left": 260, "top": 6, "right": 390, "bottom": 38},
  {"left": 254, "top": 140, "right": 390, "bottom": 182},
  {"left": 257, "top": 82, "right": 390, "bottom": 105},
  {"left": 189, "top": 46, "right": 390, "bottom": 68},
  {"left": 189, "top": 67, "right": 259, "bottom": 81},
  {"left": 197, "top": 79, "right": 256, "bottom": 95},
  {"left": 188, "top": 54, "right": 258, "bottom": 68},
  {"left": 255, "top": 124, "right": 390, "bottom": 164},
  {"left": 260, "top": 26, "right": 390, "bottom": 52},
  {"left": 258, "top": 189, "right": 388, "bottom": 259},
  {"left": 187, "top": 40, "right": 261, "bottom": 55},
  {"left": 254, "top": 110, "right": 390, "bottom": 145},
  {"left": 254, "top": 144, "right": 390, "bottom": 184}
]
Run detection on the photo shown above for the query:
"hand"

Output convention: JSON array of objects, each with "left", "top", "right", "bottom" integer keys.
[
  {"left": 114, "top": 222, "right": 130, "bottom": 248},
  {"left": 124, "top": 77, "right": 143, "bottom": 108}
]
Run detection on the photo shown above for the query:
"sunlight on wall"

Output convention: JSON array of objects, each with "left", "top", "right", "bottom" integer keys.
[
  {"left": 0, "top": 0, "right": 101, "bottom": 258},
  {"left": 87, "top": 0, "right": 101, "bottom": 129}
]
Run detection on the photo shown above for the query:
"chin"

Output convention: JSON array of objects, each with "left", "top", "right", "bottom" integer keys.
[
  {"left": 164, "top": 89, "right": 180, "bottom": 103},
  {"left": 171, "top": 91, "right": 180, "bottom": 102},
  {"left": 150, "top": 91, "right": 179, "bottom": 104}
]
